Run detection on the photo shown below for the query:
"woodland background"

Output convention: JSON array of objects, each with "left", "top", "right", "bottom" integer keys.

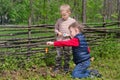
[{"left": 0, "top": 0, "right": 120, "bottom": 80}]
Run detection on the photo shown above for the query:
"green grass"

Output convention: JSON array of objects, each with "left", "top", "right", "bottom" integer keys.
[
  {"left": 0, "top": 36, "right": 119, "bottom": 80},
  {"left": 0, "top": 27, "right": 120, "bottom": 80}
]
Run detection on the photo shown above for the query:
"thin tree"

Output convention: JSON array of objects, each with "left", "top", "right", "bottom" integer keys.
[
  {"left": 107, "top": 0, "right": 113, "bottom": 20},
  {"left": 82, "top": 0, "right": 87, "bottom": 24},
  {"left": 118, "top": 0, "right": 120, "bottom": 27},
  {"left": 43, "top": 0, "right": 46, "bottom": 24},
  {"left": 102, "top": 0, "right": 107, "bottom": 27}
]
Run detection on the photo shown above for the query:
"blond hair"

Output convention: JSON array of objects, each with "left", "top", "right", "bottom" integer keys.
[
  {"left": 69, "top": 22, "right": 85, "bottom": 32},
  {"left": 60, "top": 4, "right": 71, "bottom": 13}
]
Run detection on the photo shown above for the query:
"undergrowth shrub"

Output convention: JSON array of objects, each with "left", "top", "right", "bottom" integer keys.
[
  {"left": 91, "top": 34, "right": 120, "bottom": 59},
  {"left": 44, "top": 53, "right": 55, "bottom": 66},
  {"left": 0, "top": 53, "right": 46, "bottom": 70}
]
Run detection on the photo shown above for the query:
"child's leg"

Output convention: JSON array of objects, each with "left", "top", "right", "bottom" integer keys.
[
  {"left": 63, "top": 47, "right": 71, "bottom": 72},
  {"left": 72, "top": 60, "right": 90, "bottom": 78},
  {"left": 54, "top": 47, "right": 63, "bottom": 71}
]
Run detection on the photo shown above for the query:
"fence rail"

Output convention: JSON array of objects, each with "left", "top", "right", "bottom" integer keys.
[{"left": 0, "top": 23, "right": 120, "bottom": 56}]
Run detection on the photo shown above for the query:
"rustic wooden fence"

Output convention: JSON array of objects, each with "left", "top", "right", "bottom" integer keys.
[{"left": 0, "top": 22, "right": 120, "bottom": 57}]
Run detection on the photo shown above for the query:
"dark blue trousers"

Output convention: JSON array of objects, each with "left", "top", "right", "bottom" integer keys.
[{"left": 72, "top": 60, "right": 90, "bottom": 78}]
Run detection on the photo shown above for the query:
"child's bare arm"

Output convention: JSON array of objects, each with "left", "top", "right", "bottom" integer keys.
[{"left": 46, "top": 41, "right": 54, "bottom": 46}]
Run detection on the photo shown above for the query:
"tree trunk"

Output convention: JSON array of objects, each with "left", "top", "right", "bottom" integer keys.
[
  {"left": 43, "top": 0, "right": 46, "bottom": 24},
  {"left": 102, "top": 0, "right": 107, "bottom": 27},
  {"left": 118, "top": 0, "right": 120, "bottom": 27},
  {"left": 0, "top": 16, "right": 2, "bottom": 24},
  {"left": 103, "top": 0, "right": 113, "bottom": 20},
  {"left": 108, "top": 0, "right": 113, "bottom": 20},
  {"left": 82, "top": 0, "right": 87, "bottom": 23}
]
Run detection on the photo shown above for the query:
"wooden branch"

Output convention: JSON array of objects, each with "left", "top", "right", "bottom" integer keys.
[
  {"left": 0, "top": 24, "right": 120, "bottom": 55},
  {"left": 0, "top": 35, "right": 55, "bottom": 41}
]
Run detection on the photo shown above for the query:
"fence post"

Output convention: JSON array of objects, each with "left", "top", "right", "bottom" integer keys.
[{"left": 27, "top": 0, "right": 33, "bottom": 56}]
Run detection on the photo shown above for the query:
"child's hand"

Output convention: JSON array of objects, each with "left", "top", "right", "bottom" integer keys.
[
  {"left": 57, "top": 32, "right": 62, "bottom": 36},
  {"left": 63, "top": 33, "right": 70, "bottom": 37},
  {"left": 46, "top": 41, "right": 54, "bottom": 45}
]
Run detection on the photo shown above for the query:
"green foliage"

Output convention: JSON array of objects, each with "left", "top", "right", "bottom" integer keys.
[
  {"left": 0, "top": 53, "right": 46, "bottom": 70},
  {"left": 9, "top": 0, "right": 30, "bottom": 24},
  {"left": 0, "top": 37, "right": 120, "bottom": 79},
  {"left": 87, "top": 0, "right": 103, "bottom": 22},
  {"left": 44, "top": 52, "right": 56, "bottom": 66},
  {"left": 111, "top": 13, "right": 118, "bottom": 19},
  {"left": 0, "top": 0, "right": 12, "bottom": 15},
  {"left": 1, "top": 0, "right": 118, "bottom": 24},
  {"left": 91, "top": 34, "right": 120, "bottom": 59}
]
